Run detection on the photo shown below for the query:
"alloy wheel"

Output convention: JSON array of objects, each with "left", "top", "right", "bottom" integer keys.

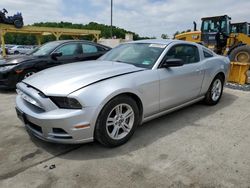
[
  {"left": 106, "top": 103, "right": 135, "bottom": 140},
  {"left": 211, "top": 79, "right": 222, "bottom": 102},
  {"left": 24, "top": 71, "right": 35, "bottom": 79}
]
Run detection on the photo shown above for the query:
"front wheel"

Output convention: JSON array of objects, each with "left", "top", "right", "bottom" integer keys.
[
  {"left": 18, "top": 69, "right": 37, "bottom": 82},
  {"left": 204, "top": 74, "right": 224, "bottom": 105},
  {"left": 95, "top": 95, "right": 140, "bottom": 147}
]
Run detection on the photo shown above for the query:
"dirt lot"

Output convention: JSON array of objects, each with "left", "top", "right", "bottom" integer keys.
[{"left": 0, "top": 88, "right": 250, "bottom": 188}]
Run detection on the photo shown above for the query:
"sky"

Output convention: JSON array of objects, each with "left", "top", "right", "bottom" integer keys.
[{"left": 1, "top": 0, "right": 250, "bottom": 38}]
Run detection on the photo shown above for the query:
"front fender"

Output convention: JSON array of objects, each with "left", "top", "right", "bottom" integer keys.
[
  {"left": 69, "top": 69, "right": 160, "bottom": 127},
  {"left": 68, "top": 77, "right": 144, "bottom": 127}
]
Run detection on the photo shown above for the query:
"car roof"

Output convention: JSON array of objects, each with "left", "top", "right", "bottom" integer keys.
[
  {"left": 47, "top": 40, "right": 91, "bottom": 44},
  {"left": 128, "top": 39, "right": 175, "bottom": 45},
  {"left": 127, "top": 39, "right": 199, "bottom": 46},
  {"left": 46, "top": 40, "right": 111, "bottom": 49}
]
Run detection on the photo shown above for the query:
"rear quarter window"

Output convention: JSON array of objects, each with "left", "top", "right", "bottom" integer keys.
[
  {"left": 82, "top": 44, "right": 98, "bottom": 53},
  {"left": 203, "top": 49, "right": 214, "bottom": 58}
]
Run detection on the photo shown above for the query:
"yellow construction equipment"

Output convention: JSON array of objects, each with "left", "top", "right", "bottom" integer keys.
[
  {"left": 175, "top": 15, "right": 250, "bottom": 64},
  {"left": 174, "top": 30, "right": 201, "bottom": 43},
  {"left": 228, "top": 62, "right": 250, "bottom": 84},
  {"left": 0, "top": 23, "right": 101, "bottom": 57}
]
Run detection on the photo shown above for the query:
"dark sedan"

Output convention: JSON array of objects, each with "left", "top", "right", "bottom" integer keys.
[{"left": 0, "top": 40, "right": 111, "bottom": 89}]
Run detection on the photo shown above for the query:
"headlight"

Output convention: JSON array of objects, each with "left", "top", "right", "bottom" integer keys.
[
  {"left": 0, "top": 65, "right": 16, "bottom": 71},
  {"left": 50, "top": 97, "right": 82, "bottom": 109},
  {"left": 9, "top": 59, "right": 19, "bottom": 64}
]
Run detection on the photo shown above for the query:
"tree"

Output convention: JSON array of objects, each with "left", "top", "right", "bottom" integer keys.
[
  {"left": 161, "top": 34, "right": 169, "bottom": 39},
  {"left": 4, "top": 22, "right": 151, "bottom": 44},
  {"left": 173, "top": 31, "right": 180, "bottom": 38}
]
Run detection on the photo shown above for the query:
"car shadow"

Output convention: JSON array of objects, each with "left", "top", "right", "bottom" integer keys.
[{"left": 29, "top": 91, "right": 238, "bottom": 161}]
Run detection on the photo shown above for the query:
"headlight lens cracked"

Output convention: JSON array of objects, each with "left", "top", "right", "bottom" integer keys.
[{"left": 50, "top": 97, "right": 82, "bottom": 109}]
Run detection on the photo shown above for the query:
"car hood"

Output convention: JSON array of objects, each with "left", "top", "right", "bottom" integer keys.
[
  {"left": 0, "top": 55, "right": 38, "bottom": 66},
  {"left": 22, "top": 61, "right": 145, "bottom": 96}
]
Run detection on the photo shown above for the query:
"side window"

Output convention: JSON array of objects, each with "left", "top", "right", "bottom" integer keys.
[
  {"left": 97, "top": 46, "right": 107, "bottom": 51},
  {"left": 166, "top": 44, "right": 200, "bottom": 64},
  {"left": 56, "top": 43, "right": 79, "bottom": 56},
  {"left": 82, "top": 44, "right": 98, "bottom": 54},
  {"left": 203, "top": 50, "right": 214, "bottom": 58}
]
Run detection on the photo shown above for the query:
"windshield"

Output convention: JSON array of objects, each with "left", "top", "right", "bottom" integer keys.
[
  {"left": 31, "top": 42, "right": 60, "bottom": 56},
  {"left": 201, "top": 18, "right": 228, "bottom": 34},
  {"left": 99, "top": 43, "right": 166, "bottom": 68}
]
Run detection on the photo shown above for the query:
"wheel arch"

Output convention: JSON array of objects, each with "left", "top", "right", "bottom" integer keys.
[
  {"left": 201, "top": 68, "right": 227, "bottom": 96},
  {"left": 116, "top": 92, "right": 143, "bottom": 124},
  {"left": 215, "top": 72, "right": 225, "bottom": 83},
  {"left": 98, "top": 91, "right": 144, "bottom": 125},
  {"left": 15, "top": 67, "right": 37, "bottom": 81}
]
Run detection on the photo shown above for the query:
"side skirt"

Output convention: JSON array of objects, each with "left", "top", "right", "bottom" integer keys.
[{"left": 142, "top": 96, "right": 205, "bottom": 123}]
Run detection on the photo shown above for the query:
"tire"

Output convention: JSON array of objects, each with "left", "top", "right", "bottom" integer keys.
[
  {"left": 18, "top": 69, "right": 37, "bottom": 82},
  {"left": 14, "top": 19, "right": 23, "bottom": 28},
  {"left": 95, "top": 95, "right": 140, "bottom": 147},
  {"left": 204, "top": 74, "right": 224, "bottom": 105},
  {"left": 229, "top": 45, "right": 250, "bottom": 64}
]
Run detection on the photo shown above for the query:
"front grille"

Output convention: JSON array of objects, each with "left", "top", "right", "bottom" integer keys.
[
  {"left": 17, "top": 88, "right": 44, "bottom": 111},
  {"left": 0, "top": 80, "right": 7, "bottom": 85},
  {"left": 53, "top": 136, "right": 73, "bottom": 139}
]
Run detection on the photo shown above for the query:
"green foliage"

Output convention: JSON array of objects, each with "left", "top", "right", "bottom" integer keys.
[
  {"left": 4, "top": 22, "right": 150, "bottom": 44},
  {"left": 161, "top": 34, "right": 169, "bottom": 39},
  {"left": 173, "top": 31, "right": 180, "bottom": 38}
]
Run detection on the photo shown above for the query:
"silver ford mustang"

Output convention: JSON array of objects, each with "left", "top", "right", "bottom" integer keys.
[{"left": 15, "top": 40, "right": 230, "bottom": 147}]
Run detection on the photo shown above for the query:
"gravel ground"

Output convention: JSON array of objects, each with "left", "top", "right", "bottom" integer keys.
[{"left": 226, "top": 83, "right": 250, "bottom": 91}]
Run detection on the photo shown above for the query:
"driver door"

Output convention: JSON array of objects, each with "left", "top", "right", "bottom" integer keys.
[
  {"left": 47, "top": 42, "right": 81, "bottom": 68},
  {"left": 158, "top": 44, "right": 205, "bottom": 111}
]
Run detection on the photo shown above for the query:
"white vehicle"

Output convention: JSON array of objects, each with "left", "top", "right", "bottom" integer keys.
[{"left": 8, "top": 45, "right": 34, "bottom": 55}]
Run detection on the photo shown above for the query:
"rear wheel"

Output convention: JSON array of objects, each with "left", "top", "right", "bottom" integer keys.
[
  {"left": 95, "top": 95, "right": 140, "bottom": 147},
  {"left": 204, "top": 74, "right": 224, "bottom": 105},
  {"left": 230, "top": 45, "right": 250, "bottom": 64}
]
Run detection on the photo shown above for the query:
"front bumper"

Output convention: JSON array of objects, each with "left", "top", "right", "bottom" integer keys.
[
  {"left": 15, "top": 87, "right": 97, "bottom": 144},
  {"left": 0, "top": 70, "right": 18, "bottom": 89}
]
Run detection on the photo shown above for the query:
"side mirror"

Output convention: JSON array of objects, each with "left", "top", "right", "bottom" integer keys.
[
  {"left": 51, "top": 52, "right": 62, "bottom": 60},
  {"left": 162, "top": 58, "right": 184, "bottom": 68}
]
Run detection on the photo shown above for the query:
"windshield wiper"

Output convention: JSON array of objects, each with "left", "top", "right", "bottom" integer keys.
[
  {"left": 116, "top": 60, "right": 132, "bottom": 64},
  {"left": 116, "top": 60, "right": 125, "bottom": 63}
]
